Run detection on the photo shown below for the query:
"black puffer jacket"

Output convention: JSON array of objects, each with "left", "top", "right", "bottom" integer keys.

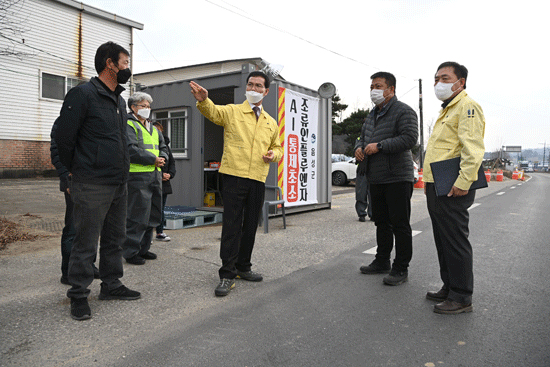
[
  {"left": 356, "top": 97, "right": 418, "bottom": 184},
  {"left": 52, "top": 77, "right": 130, "bottom": 185}
]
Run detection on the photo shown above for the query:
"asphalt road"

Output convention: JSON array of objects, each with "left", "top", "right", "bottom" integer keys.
[{"left": 1, "top": 175, "right": 549, "bottom": 366}]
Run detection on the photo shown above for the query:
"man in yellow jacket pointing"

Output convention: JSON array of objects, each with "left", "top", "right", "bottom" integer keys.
[
  {"left": 423, "top": 61, "right": 485, "bottom": 315},
  {"left": 190, "top": 71, "right": 283, "bottom": 297}
]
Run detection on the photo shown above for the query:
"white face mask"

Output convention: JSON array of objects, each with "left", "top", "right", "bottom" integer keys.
[
  {"left": 370, "top": 89, "right": 386, "bottom": 105},
  {"left": 245, "top": 90, "right": 264, "bottom": 104},
  {"left": 434, "top": 80, "right": 460, "bottom": 101},
  {"left": 137, "top": 108, "right": 151, "bottom": 119}
]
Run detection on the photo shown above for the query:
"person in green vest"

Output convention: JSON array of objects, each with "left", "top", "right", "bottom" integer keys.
[{"left": 123, "top": 92, "right": 168, "bottom": 265}]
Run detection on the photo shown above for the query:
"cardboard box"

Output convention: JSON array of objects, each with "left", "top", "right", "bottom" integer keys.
[{"left": 204, "top": 192, "right": 215, "bottom": 207}]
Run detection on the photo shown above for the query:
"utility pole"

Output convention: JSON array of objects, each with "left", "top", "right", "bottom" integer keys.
[
  {"left": 539, "top": 141, "right": 546, "bottom": 171},
  {"left": 543, "top": 141, "right": 546, "bottom": 171},
  {"left": 419, "top": 79, "right": 424, "bottom": 168}
]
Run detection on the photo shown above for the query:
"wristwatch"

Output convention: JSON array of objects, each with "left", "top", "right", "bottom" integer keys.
[{"left": 377, "top": 142, "right": 383, "bottom": 151}]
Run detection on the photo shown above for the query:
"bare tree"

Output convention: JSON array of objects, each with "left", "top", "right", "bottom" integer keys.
[{"left": 0, "top": 0, "right": 32, "bottom": 58}]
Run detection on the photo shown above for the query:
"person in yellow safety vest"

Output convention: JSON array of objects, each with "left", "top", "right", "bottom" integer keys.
[{"left": 123, "top": 92, "right": 168, "bottom": 265}]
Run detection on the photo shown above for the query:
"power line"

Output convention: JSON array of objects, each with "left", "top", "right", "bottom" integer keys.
[
  {"left": 0, "top": 34, "right": 96, "bottom": 72},
  {"left": 204, "top": 0, "right": 392, "bottom": 76},
  {"left": 134, "top": 32, "right": 179, "bottom": 81}
]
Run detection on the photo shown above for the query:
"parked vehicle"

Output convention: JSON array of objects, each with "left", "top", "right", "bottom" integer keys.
[
  {"left": 332, "top": 156, "right": 356, "bottom": 186},
  {"left": 331, "top": 157, "right": 419, "bottom": 186}
]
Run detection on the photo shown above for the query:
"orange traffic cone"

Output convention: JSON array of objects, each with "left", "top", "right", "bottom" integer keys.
[
  {"left": 485, "top": 169, "right": 491, "bottom": 182},
  {"left": 414, "top": 168, "right": 424, "bottom": 188},
  {"left": 496, "top": 170, "right": 503, "bottom": 182},
  {"left": 512, "top": 170, "right": 519, "bottom": 180}
]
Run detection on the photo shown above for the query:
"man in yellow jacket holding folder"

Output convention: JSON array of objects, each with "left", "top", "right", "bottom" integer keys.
[{"left": 423, "top": 61, "right": 485, "bottom": 314}]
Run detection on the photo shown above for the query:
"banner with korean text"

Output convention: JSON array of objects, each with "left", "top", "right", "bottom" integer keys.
[{"left": 279, "top": 88, "right": 319, "bottom": 207}]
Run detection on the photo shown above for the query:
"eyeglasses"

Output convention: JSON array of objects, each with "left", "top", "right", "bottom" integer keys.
[{"left": 136, "top": 104, "right": 150, "bottom": 109}]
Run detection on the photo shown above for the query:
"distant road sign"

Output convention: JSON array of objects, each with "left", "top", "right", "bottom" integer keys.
[{"left": 505, "top": 146, "right": 522, "bottom": 152}]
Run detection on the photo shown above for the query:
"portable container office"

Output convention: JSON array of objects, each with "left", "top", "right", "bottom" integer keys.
[{"left": 135, "top": 59, "right": 333, "bottom": 216}]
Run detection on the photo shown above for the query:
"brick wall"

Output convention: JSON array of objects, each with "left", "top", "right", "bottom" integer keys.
[{"left": 0, "top": 140, "right": 56, "bottom": 178}]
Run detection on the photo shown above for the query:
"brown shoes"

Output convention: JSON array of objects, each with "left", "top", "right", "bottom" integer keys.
[
  {"left": 426, "top": 288, "right": 448, "bottom": 302},
  {"left": 434, "top": 299, "right": 473, "bottom": 314}
]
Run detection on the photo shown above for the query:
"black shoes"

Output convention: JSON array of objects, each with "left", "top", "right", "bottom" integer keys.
[
  {"left": 236, "top": 270, "right": 263, "bottom": 282},
  {"left": 141, "top": 251, "right": 157, "bottom": 260},
  {"left": 215, "top": 278, "right": 235, "bottom": 297},
  {"left": 98, "top": 283, "right": 141, "bottom": 300},
  {"left": 359, "top": 216, "right": 366, "bottom": 222},
  {"left": 434, "top": 299, "right": 473, "bottom": 314},
  {"left": 383, "top": 270, "right": 408, "bottom": 286},
  {"left": 70, "top": 298, "right": 91, "bottom": 321},
  {"left": 426, "top": 288, "right": 449, "bottom": 302},
  {"left": 126, "top": 252, "right": 156, "bottom": 264},
  {"left": 360, "top": 261, "right": 391, "bottom": 274},
  {"left": 126, "top": 255, "right": 146, "bottom": 265},
  {"left": 70, "top": 284, "right": 140, "bottom": 320}
]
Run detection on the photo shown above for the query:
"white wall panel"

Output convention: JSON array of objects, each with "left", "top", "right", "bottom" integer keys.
[{"left": 0, "top": 0, "right": 138, "bottom": 142}]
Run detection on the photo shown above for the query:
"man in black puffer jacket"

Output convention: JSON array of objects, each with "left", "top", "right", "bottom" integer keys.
[{"left": 356, "top": 72, "right": 418, "bottom": 286}]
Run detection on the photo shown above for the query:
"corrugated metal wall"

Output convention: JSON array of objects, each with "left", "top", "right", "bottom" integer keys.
[{"left": 0, "top": 0, "right": 133, "bottom": 142}]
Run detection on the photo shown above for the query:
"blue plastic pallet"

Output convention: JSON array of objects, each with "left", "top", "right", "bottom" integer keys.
[{"left": 165, "top": 211, "right": 222, "bottom": 230}]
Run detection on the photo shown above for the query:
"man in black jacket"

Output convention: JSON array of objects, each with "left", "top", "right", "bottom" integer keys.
[
  {"left": 356, "top": 72, "right": 418, "bottom": 286},
  {"left": 50, "top": 125, "right": 99, "bottom": 285},
  {"left": 53, "top": 42, "right": 140, "bottom": 321}
]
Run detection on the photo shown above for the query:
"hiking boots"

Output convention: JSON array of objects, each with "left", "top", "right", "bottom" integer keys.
[{"left": 215, "top": 278, "right": 235, "bottom": 297}]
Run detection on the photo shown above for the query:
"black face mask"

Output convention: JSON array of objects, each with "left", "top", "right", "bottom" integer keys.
[{"left": 116, "top": 68, "right": 132, "bottom": 84}]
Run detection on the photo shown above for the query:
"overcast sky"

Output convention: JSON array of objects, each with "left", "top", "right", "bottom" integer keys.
[{"left": 84, "top": 0, "right": 550, "bottom": 151}]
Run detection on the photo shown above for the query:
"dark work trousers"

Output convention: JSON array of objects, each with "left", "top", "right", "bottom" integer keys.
[
  {"left": 123, "top": 171, "right": 162, "bottom": 259},
  {"left": 61, "top": 191, "right": 97, "bottom": 278},
  {"left": 61, "top": 191, "right": 75, "bottom": 278},
  {"left": 426, "top": 183, "right": 476, "bottom": 304},
  {"left": 156, "top": 193, "right": 168, "bottom": 234},
  {"left": 67, "top": 182, "right": 127, "bottom": 299},
  {"left": 219, "top": 174, "right": 265, "bottom": 279},
  {"left": 355, "top": 172, "right": 372, "bottom": 218},
  {"left": 370, "top": 182, "right": 413, "bottom": 272}
]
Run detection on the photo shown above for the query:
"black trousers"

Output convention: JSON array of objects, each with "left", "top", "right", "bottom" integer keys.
[
  {"left": 67, "top": 182, "right": 127, "bottom": 299},
  {"left": 61, "top": 191, "right": 75, "bottom": 278},
  {"left": 219, "top": 174, "right": 265, "bottom": 279},
  {"left": 369, "top": 182, "right": 413, "bottom": 272},
  {"left": 355, "top": 172, "right": 372, "bottom": 218},
  {"left": 426, "top": 183, "right": 475, "bottom": 304}
]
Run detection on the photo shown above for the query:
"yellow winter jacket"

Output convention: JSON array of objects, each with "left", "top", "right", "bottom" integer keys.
[
  {"left": 196, "top": 98, "right": 283, "bottom": 183},
  {"left": 423, "top": 91, "right": 485, "bottom": 190}
]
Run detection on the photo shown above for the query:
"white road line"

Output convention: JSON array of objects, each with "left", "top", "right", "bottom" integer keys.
[
  {"left": 497, "top": 192, "right": 506, "bottom": 196},
  {"left": 468, "top": 203, "right": 481, "bottom": 210},
  {"left": 510, "top": 186, "right": 516, "bottom": 189},
  {"left": 363, "top": 230, "right": 422, "bottom": 254}
]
